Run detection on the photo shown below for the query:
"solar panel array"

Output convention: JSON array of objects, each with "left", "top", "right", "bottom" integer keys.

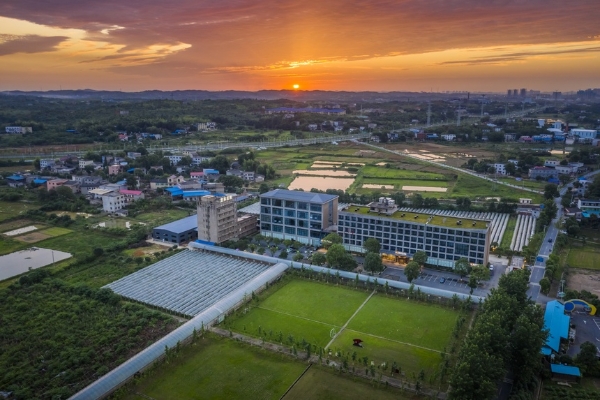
[{"left": 105, "top": 250, "right": 272, "bottom": 317}]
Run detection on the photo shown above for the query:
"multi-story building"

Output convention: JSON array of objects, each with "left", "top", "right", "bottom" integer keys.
[
  {"left": 491, "top": 163, "right": 507, "bottom": 175},
  {"left": 259, "top": 189, "right": 338, "bottom": 245},
  {"left": 238, "top": 213, "right": 259, "bottom": 238},
  {"left": 79, "top": 159, "right": 94, "bottom": 169},
  {"left": 577, "top": 199, "right": 600, "bottom": 217},
  {"left": 197, "top": 195, "right": 237, "bottom": 243},
  {"left": 39, "top": 159, "right": 55, "bottom": 169},
  {"left": 167, "top": 155, "right": 184, "bottom": 165},
  {"left": 528, "top": 166, "right": 558, "bottom": 180},
  {"left": 338, "top": 201, "right": 491, "bottom": 267},
  {"left": 544, "top": 159, "right": 560, "bottom": 168},
  {"left": 102, "top": 192, "right": 126, "bottom": 212},
  {"left": 571, "top": 129, "right": 597, "bottom": 140}
]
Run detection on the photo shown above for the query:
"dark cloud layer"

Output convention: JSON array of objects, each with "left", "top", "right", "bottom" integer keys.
[
  {"left": 0, "top": 34, "right": 67, "bottom": 56},
  {"left": 1, "top": 1, "right": 599, "bottom": 71}
]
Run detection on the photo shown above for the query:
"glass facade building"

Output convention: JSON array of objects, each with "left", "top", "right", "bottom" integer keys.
[{"left": 260, "top": 189, "right": 338, "bottom": 245}]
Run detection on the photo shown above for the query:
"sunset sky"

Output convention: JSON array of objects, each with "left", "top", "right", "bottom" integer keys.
[{"left": 0, "top": 0, "right": 599, "bottom": 92}]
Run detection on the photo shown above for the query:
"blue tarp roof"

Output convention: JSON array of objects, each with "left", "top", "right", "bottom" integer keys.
[
  {"left": 550, "top": 364, "right": 581, "bottom": 377},
  {"left": 33, "top": 179, "right": 47, "bottom": 184},
  {"left": 542, "top": 300, "right": 570, "bottom": 354},
  {"left": 182, "top": 190, "right": 210, "bottom": 198},
  {"left": 153, "top": 215, "right": 197, "bottom": 234},
  {"left": 116, "top": 180, "right": 127, "bottom": 185},
  {"left": 166, "top": 187, "right": 183, "bottom": 196},
  {"left": 7, "top": 174, "right": 24, "bottom": 180}
]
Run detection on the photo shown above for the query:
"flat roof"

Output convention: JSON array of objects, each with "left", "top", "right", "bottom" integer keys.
[
  {"left": 89, "top": 188, "right": 113, "bottom": 195},
  {"left": 120, "top": 189, "right": 143, "bottom": 195},
  {"left": 153, "top": 214, "right": 198, "bottom": 234},
  {"left": 341, "top": 206, "right": 489, "bottom": 229},
  {"left": 262, "top": 189, "right": 338, "bottom": 204},
  {"left": 238, "top": 202, "right": 261, "bottom": 215}
]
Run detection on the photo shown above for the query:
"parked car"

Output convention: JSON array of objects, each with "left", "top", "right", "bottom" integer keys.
[{"left": 439, "top": 277, "right": 446, "bottom": 284}]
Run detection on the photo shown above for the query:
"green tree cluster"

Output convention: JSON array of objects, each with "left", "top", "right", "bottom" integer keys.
[{"left": 449, "top": 269, "right": 547, "bottom": 400}]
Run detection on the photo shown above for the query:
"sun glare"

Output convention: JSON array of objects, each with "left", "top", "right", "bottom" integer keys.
[{"left": 293, "top": 84, "right": 300, "bottom": 89}]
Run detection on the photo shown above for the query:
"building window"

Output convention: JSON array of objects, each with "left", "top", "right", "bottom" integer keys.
[
  {"left": 310, "top": 204, "right": 321, "bottom": 212},
  {"left": 297, "top": 228, "right": 308, "bottom": 236},
  {"left": 297, "top": 202, "right": 307, "bottom": 210},
  {"left": 285, "top": 200, "right": 295, "bottom": 208},
  {"left": 297, "top": 211, "right": 308, "bottom": 219},
  {"left": 261, "top": 206, "right": 271, "bottom": 214},
  {"left": 285, "top": 226, "right": 296, "bottom": 235},
  {"left": 272, "top": 208, "right": 283, "bottom": 216},
  {"left": 285, "top": 209, "right": 296, "bottom": 217},
  {"left": 272, "top": 224, "right": 283, "bottom": 232},
  {"left": 285, "top": 218, "right": 296, "bottom": 226}
]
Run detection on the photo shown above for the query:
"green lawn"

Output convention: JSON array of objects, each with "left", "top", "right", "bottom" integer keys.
[
  {"left": 40, "top": 227, "right": 73, "bottom": 237},
  {"left": 133, "top": 209, "right": 190, "bottom": 226},
  {"left": 0, "top": 235, "right": 25, "bottom": 256},
  {"left": 344, "top": 295, "right": 458, "bottom": 352},
  {"left": 566, "top": 245, "right": 600, "bottom": 270},
  {"left": 227, "top": 280, "right": 458, "bottom": 386},
  {"left": 34, "top": 229, "right": 116, "bottom": 258},
  {"left": 283, "top": 365, "right": 421, "bottom": 400},
  {"left": 125, "top": 337, "right": 306, "bottom": 400},
  {"left": 228, "top": 280, "right": 369, "bottom": 347}
]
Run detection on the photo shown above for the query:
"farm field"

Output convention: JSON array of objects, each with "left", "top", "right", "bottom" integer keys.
[
  {"left": 132, "top": 209, "right": 190, "bottom": 226},
  {"left": 0, "top": 201, "right": 38, "bottom": 222},
  {"left": 283, "top": 365, "right": 420, "bottom": 400},
  {"left": 227, "top": 279, "right": 458, "bottom": 383},
  {"left": 0, "top": 219, "right": 36, "bottom": 233},
  {"left": 566, "top": 245, "right": 600, "bottom": 270},
  {"left": 123, "top": 336, "right": 306, "bottom": 400},
  {"left": 500, "top": 215, "right": 518, "bottom": 249}
]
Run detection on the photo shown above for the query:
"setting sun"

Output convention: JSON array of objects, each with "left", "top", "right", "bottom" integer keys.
[{"left": 293, "top": 84, "right": 300, "bottom": 89}]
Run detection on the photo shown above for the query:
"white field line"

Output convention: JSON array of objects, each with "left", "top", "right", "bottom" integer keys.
[
  {"left": 343, "top": 328, "right": 442, "bottom": 354},
  {"left": 257, "top": 306, "right": 338, "bottom": 327},
  {"left": 325, "top": 290, "right": 376, "bottom": 350}
]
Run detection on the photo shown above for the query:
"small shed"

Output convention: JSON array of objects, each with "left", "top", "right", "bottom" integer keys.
[{"left": 550, "top": 364, "right": 581, "bottom": 382}]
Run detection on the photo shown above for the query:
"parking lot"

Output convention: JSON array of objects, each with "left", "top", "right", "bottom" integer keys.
[{"left": 418, "top": 272, "right": 470, "bottom": 288}]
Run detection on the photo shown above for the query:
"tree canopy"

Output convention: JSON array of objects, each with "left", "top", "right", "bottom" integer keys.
[
  {"left": 363, "top": 237, "right": 381, "bottom": 254},
  {"left": 404, "top": 261, "right": 420, "bottom": 283}
]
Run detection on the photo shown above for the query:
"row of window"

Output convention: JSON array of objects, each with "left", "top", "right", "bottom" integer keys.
[
  {"left": 339, "top": 215, "right": 487, "bottom": 238},
  {"left": 261, "top": 207, "right": 322, "bottom": 221},
  {"left": 261, "top": 198, "right": 323, "bottom": 212},
  {"left": 260, "top": 224, "right": 321, "bottom": 238},
  {"left": 343, "top": 238, "right": 485, "bottom": 263},
  {"left": 340, "top": 229, "right": 485, "bottom": 246}
]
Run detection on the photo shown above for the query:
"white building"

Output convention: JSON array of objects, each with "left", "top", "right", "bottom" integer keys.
[
  {"left": 192, "top": 155, "right": 211, "bottom": 166},
  {"left": 40, "top": 159, "right": 55, "bottom": 169},
  {"left": 167, "top": 155, "right": 184, "bottom": 165},
  {"left": 571, "top": 129, "right": 597, "bottom": 140},
  {"left": 79, "top": 160, "right": 94, "bottom": 169},
  {"left": 491, "top": 164, "right": 507, "bottom": 175},
  {"left": 102, "top": 192, "right": 126, "bottom": 212},
  {"left": 555, "top": 165, "right": 576, "bottom": 175},
  {"left": 4, "top": 126, "right": 32, "bottom": 134},
  {"left": 544, "top": 160, "right": 560, "bottom": 168},
  {"left": 441, "top": 134, "right": 456, "bottom": 141}
]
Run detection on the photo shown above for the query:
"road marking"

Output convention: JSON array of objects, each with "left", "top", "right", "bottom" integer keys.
[
  {"left": 325, "top": 290, "right": 375, "bottom": 350},
  {"left": 343, "top": 328, "right": 442, "bottom": 354}
]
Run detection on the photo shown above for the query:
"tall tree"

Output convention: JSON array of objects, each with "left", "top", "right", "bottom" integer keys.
[
  {"left": 326, "top": 244, "right": 347, "bottom": 269},
  {"left": 363, "top": 238, "right": 381, "bottom": 254},
  {"left": 322, "top": 233, "right": 343, "bottom": 249},
  {"left": 412, "top": 250, "right": 428, "bottom": 266},
  {"left": 364, "top": 252, "right": 383, "bottom": 274},
  {"left": 404, "top": 261, "right": 420, "bottom": 283},
  {"left": 454, "top": 257, "right": 470, "bottom": 279}
]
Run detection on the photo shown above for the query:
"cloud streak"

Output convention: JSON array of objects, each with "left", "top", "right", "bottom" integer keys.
[{"left": 0, "top": 34, "right": 67, "bottom": 56}]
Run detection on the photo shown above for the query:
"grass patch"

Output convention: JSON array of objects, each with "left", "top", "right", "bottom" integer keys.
[
  {"left": 361, "top": 165, "right": 446, "bottom": 181},
  {"left": 345, "top": 295, "right": 458, "bottom": 352},
  {"left": 124, "top": 336, "right": 306, "bottom": 400},
  {"left": 451, "top": 174, "right": 544, "bottom": 202},
  {"left": 35, "top": 229, "right": 117, "bottom": 258},
  {"left": 0, "top": 201, "right": 38, "bottom": 222},
  {"left": 0, "top": 219, "right": 35, "bottom": 233},
  {"left": 500, "top": 215, "right": 517, "bottom": 248},
  {"left": 40, "top": 227, "right": 73, "bottom": 237},
  {"left": 0, "top": 235, "right": 25, "bottom": 256},
  {"left": 283, "top": 365, "right": 420, "bottom": 400},
  {"left": 566, "top": 245, "right": 600, "bottom": 270},
  {"left": 132, "top": 209, "right": 190, "bottom": 226}
]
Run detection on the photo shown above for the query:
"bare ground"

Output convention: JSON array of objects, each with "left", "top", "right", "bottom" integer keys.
[{"left": 567, "top": 268, "right": 600, "bottom": 296}]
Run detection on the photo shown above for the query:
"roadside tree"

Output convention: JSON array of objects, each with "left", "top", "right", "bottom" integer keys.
[{"left": 404, "top": 261, "right": 420, "bottom": 283}]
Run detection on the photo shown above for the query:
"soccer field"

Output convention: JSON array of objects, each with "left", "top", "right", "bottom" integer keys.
[{"left": 228, "top": 279, "right": 459, "bottom": 381}]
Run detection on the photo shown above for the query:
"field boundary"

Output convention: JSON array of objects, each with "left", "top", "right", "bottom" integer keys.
[
  {"left": 257, "top": 306, "right": 339, "bottom": 327},
  {"left": 279, "top": 364, "right": 312, "bottom": 400},
  {"left": 325, "top": 290, "right": 375, "bottom": 350},
  {"left": 343, "top": 328, "right": 442, "bottom": 353}
]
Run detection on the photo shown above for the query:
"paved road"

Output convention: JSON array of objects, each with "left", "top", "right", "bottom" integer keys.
[{"left": 527, "top": 169, "right": 600, "bottom": 303}]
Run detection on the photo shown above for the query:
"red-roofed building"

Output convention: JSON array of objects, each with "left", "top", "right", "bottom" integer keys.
[
  {"left": 120, "top": 189, "right": 145, "bottom": 203},
  {"left": 190, "top": 171, "right": 204, "bottom": 179}
]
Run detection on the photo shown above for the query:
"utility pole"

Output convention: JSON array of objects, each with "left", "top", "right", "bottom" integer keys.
[{"left": 456, "top": 101, "right": 461, "bottom": 126}]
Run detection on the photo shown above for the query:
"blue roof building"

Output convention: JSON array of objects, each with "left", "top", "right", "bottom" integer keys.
[
  {"left": 151, "top": 215, "right": 198, "bottom": 244},
  {"left": 550, "top": 364, "right": 581, "bottom": 382},
  {"left": 6, "top": 174, "right": 25, "bottom": 187},
  {"left": 542, "top": 300, "right": 570, "bottom": 355}
]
